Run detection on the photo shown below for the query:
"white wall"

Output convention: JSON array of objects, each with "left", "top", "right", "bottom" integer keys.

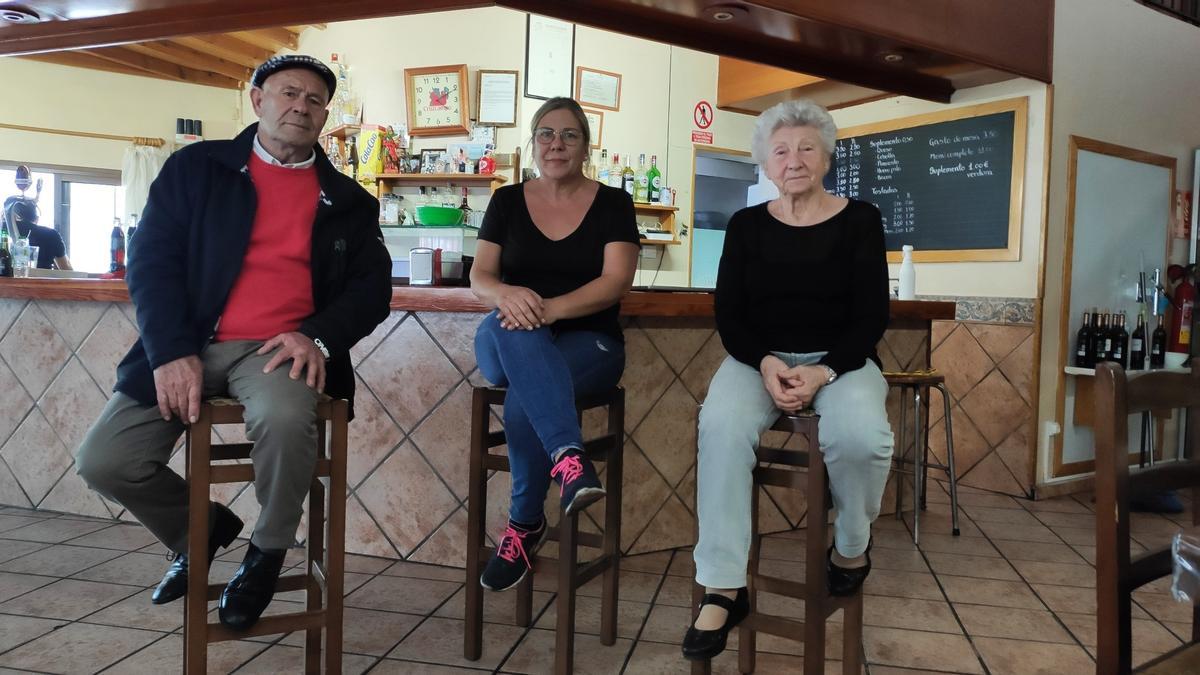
[
  {"left": 0, "top": 58, "right": 242, "bottom": 171},
  {"left": 1037, "top": 0, "right": 1200, "bottom": 482}
]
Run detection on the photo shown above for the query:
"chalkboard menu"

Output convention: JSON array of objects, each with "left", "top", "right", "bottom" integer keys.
[{"left": 823, "top": 98, "right": 1027, "bottom": 261}]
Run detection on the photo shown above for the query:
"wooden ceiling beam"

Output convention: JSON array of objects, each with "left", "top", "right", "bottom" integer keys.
[
  {"left": 231, "top": 27, "right": 299, "bottom": 52},
  {"left": 83, "top": 46, "right": 242, "bottom": 89},
  {"left": 18, "top": 51, "right": 176, "bottom": 83},
  {"left": 174, "top": 34, "right": 272, "bottom": 70},
  {"left": 125, "top": 41, "right": 253, "bottom": 82}
]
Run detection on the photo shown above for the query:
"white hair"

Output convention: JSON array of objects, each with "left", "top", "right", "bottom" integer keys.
[{"left": 751, "top": 99, "right": 838, "bottom": 165}]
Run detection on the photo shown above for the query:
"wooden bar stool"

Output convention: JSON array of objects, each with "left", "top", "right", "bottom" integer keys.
[
  {"left": 884, "top": 369, "right": 960, "bottom": 543},
  {"left": 183, "top": 396, "right": 349, "bottom": 674},
  {"left": 691, "top": 411, "right": 865, "bottom": 675},
  {"left": 464, "top": 385, "right": 624, "bottom": 675}
]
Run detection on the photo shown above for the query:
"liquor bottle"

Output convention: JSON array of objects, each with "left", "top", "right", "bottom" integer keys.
[
  {"left": 125, "top": 214, "right": 138, "bottom": 266},
  {"left": 597, "top": 149, "right": 610, "bottom": 185},
  {"left": 634, "top": 153, "right": 649, "bottom": 203},
  {"left": 608, "top": 153, "right": 623, "bottom": 189},
  {"left": 109, "top": 219, "right": 126, "bottom": 273},
  {"left": 1074, "top": 311, "right": 1093, "bottom": 368},
  {"left": 459, "top": 187, "right": 469, "bottom": 210},
  {"left": 647, "top": 155, "right": 662, "bottom": 202},
  {"left": 347, "top": 136, "right": 359, "bottom": 180},
  {"left": 1129, "top": 311, "right": 1147, "bottom": 371},
  {"left": 1091, "top": 312, "right": 1110, "bottom": 364},
  {"left": 1112, "top": 313, "right": 1129, "bottom": 368},
  {"left": 1150, "top": 317, "right": 1167, "bottom": 368},
  {"left": 621, "top": 155, "right": 635, "bottom": 196},
  {"left": 0, "top": 221, "right": 11, "bottom": 278}
]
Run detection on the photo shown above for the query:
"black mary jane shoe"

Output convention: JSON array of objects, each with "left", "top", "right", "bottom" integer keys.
[
  {"left": 681, "top": 587, "right": 750, "bottom": 661},
  {"left": 827, "top": 539, "right": 873, "bottom": 597}
]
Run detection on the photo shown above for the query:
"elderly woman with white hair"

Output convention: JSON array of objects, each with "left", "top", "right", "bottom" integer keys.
[{"left": 682, "top": 99, "right": 894, "bottom": 661}]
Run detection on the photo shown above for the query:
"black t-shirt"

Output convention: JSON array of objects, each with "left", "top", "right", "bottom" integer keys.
[
  {"left": 714, "top": 198, "right": 890, "bottom": 375},
  {"left": 478, "top": 182, "right": 640, "bottom": 340},
  {"left": 18, "top": 225, "right": 67, "bottom": 269}
]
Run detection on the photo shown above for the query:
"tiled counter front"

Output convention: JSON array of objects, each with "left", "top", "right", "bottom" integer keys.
[{"left": 0, "top": 293, "right": 1034, "bottom": 567}]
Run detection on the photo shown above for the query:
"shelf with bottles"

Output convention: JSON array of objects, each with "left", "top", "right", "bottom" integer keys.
[{"left": 375, "top": 173, "right": 508, "bottom": 194}]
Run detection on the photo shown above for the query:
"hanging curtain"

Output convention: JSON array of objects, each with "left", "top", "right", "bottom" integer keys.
[{"left": 121, "top": 144, "right": 168, "bottom": 219}]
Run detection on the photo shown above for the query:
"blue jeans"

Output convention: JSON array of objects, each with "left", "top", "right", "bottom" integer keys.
[{"left": 474, "top": 310, "right": 625, "bottom": 523}]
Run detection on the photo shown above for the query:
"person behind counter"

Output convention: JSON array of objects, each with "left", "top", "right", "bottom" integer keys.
[
  {"left": 74, "top": 54, "right": 392, "bottom": 632},
  {"left": 2, "top": 198, "right": 72, "bottom": 270},
  {"left": 469, "top": 97, "right": 640, "bottom": 592},
  {"left": 682, "top": 99, "right": 895, "bottom": 661}
]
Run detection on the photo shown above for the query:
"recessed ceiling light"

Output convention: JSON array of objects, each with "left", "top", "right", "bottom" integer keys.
[
  {"left": 704, "top": 4, "right": 749, "bottom": 22},
  {"left": 881, "top": 52, "right": 905, "bottom": 64},
  {"left": 0, "top": 4, "right": 42, "bottom": 24}
]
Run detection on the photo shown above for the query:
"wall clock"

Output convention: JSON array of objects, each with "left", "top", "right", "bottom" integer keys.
[{"left": 404, "top": 64, "right": 470, "bottom": 137}]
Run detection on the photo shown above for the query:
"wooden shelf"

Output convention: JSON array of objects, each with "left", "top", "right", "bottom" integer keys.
[
  {"left": 634, "top": 202, "right": 679, "bottom": 245},
  {"left": 320, "top": 124, "right": 361, "bottom": 140},
  {"left": 633, "top": 203, "right": 678, "bottom": 213},
  {"left": 639, "top": 236, "right": 681, "bottom": 246},
  {"left": 376, "top": 173, "right": 507, "bottom": 187}
]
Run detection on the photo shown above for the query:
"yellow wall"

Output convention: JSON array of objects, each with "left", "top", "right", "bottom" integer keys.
[
  {"left": 0, "top": 58, "right": 242, "bottom": 171},
  {"left": 1036, "top": 0, "right": 1200, "bottom": 483}
]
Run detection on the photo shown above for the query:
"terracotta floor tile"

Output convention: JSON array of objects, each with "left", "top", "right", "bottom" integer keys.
[
  {"left": 862, "top": 596, "right": 961, "bottom": 633},
  {"left": 103, "top": 634, "right": 267, "bottom": 674},
  {"left": 938, "top": 576, "right": 1043, "bottom": 610},
  {"left": 577, "top": 569, "right": 662, "bottom": 604},
  {"left": 869, "top": 547, "right": 930, "bottom": 573},
  {"left": 1057, "top": 611, "right": 1181, "bottom": 652},
  {"left": 500, "top": 628, "right": 634, "bottom": 674},
  {"left": 67, "top": 523, "right": 160, "bottom": 551},
  {"left": 372, "top": 661, "right": 493, "bottom": 674},
  {"left": 1049, "top": 526, "right": 1095, "bottom": 546},
  {"left": 623, "top": 640, "right": 744, "bottom": 674},
  {"left": 388, "top": 616, "right": 524, "bottom": 671},
  {"left": 343, "top": 552, "right": 397, "bottom": 574},
  {"left": 235, "top": 644, "right": 378, "bottom": 673},
  {"left": 381, "top": 558, "right": 466, "bottom": 582},
  {"left": 924, "top": 552, "right": 1019, "bottom": 581},
  {"left": 991, "top": 539, "right": 1088, "bottom": 564},
  {"left": 0, "top": 542, "right": 123, "bottom": 577},
  {"left": 433, "top": 585, "right": 554, "bottom": 625},
  {"left": 0, "top": 539, "right": 48, "bottom": 564},
  {"left": 0, "top": 577, "right": 140, "bottom": 620},
  {"left": 621, "top": 550, "right": 674, "bottom": 575},
  {"left": 1021, "top": 497, "right": 1093, "bottom": 514},
  {"left": 536, "top": 596, "right": 653, "bottom": 640},
  {"left": 863, "top": 569, "right": 945, "bottom": 600},
  {"left": 3, "top": 517, "right": 112, "bottom": 543},
  {"left": 973, "top": 636, "right": 1094, "bottom": 674},
  {"left": 0, "top": 570, "right": 55, "bottom": 603},
  {"left": 1031, "top": 584, "right": 1099, "bottom": 615},
  {"left": 962, "top": 506, "right": 1042, "bottom": 525},
  {"left": 862, "top": 626, "right": 983, "bottom": 673},
  {"left": 0, "top": 621, "right": 160, "bottom": 673},
  {"left": 81, "top": 591, "right": 184, "bottom": 632},
  {"left": 1133, "top": 589, "right": 1197, "bottom": 624},
  {"left": 344, "top": 573, "right": 460, "bottom": 614},
  {"left": 666, "top": 551, "right": 695, "bottom": 578},
  {"left": 1030, "top": 511, "right": 1096, "bottom": 530},
  {"left": 910, "top": 533, "right": 999, "bottom": 557},
  {"left": 1010, "top": 559, "right": 1095, "bottom": 588},
  {"left": 0, "top": 614, "right": 67, "bottom": 653},
  {"left": 954, "top": 493, "right": 1025, "bottom": 510},
  {"left": 953, "top": 604, "right": 1073, "bottom": 643},
  {"left": 72, "top": 550, "right": 176, "bottom": 588},
  {"left": 975, "top": 520, "right": 1062, "bottom": 543},
  {"left": 0, "top": 514, "right": 43, "bottom": 534}
]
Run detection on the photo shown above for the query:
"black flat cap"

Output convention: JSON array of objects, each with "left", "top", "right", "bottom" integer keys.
[{"left": 251, "top": 55, "right": 336, "bottom": 100}]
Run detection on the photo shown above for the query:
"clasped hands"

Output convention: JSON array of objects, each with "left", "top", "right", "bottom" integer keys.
[
  {"left": 759, "top": 355, "right": 828, "bottom": 412},
  {"left": 495, "top": 285, "right": 559, "bottom": 331},
  {"left": 152, "top": 331, "right": 325, "bottom": 424}
]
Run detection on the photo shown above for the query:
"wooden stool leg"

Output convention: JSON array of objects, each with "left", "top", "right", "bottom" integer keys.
[
  {"left": 326, "top": 402, "right": 348, "bottom": 675},
  {"left": 306, "top": 473, "right": 325, "bottom": 675},
  {"left": 739, "top": 486, "right": 759, "bottom": 675},
  {"left": 806, "top": 438, "right": 829, "bottom": 675},
  {"left": 936, "top": 383, "right": 962, "bottom": 536},
  {"left": 556, "top": 512, "right": 579, "bottom": 675},
  {"left": 893, "top": 385, "right": 907, "bottom": 520},
  {"left": 842, "top": 592, "right": 864, "bottom": 674},
  {"left": 911, "top": 387, "right": 924, "bottom": 545},
  {"left": 600, "top": 393, "right": 623, "bottom": 646},
  {"left": 515, "top": 575, "right": 534, "bottom": 627},
  {"left": 184, "top": 407, "right": 212, "bottom": 675},
  {"left": 464, "top": 389, "right": 490, "bottom": 660}
]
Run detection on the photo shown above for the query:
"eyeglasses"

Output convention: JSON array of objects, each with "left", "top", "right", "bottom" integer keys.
[{"left": 533, "top": 127, "right": 584, "bottom": 146}]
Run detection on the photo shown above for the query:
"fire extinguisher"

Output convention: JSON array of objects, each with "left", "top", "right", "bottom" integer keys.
[{"left": 1167, "top": 264, "right": 1195, "bottom": 353}]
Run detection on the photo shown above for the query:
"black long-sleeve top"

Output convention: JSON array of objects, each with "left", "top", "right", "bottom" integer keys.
[{"left": 714, "top": 198, "right": 890, "bottom": 375}]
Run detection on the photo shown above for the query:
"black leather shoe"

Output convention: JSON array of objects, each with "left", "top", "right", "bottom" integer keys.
[
  {"left": 218, "top": 542, "right": 287, "bottom": 631},
  {"left": 827, "top": 538, "right": 873, "bottom": 597},
  {"left": 151, "top": 502, "right": 243, "bottom": 605},
  {"left": 681, "top": 587, "right": 749, "bottom": 661}
]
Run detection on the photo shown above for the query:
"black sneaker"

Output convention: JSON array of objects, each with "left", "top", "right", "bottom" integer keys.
[
  {"left": 550, "top": 449, "right": 605, "bottom": 515},
  {"left": 480, "top": 519, "right": 547, "bottom": 591}
]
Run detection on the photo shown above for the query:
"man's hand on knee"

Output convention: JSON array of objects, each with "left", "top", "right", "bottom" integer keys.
[
  {"left": 153, "top": 355, "right": 203, "bottom": 423},
  {"left": 258, "top": 332, "right": 326, "bottom": 392}
]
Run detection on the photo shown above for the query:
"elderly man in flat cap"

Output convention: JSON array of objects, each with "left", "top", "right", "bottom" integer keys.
[{"left": 75, "top": 55, "right": 392, "bottom": 631}]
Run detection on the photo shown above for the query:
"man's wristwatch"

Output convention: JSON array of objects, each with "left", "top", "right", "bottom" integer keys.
[
  {"left": 819, "top": 364, "right": 838, "bottom": 385},
  {"left": 313, "top": 338, "right": 331, "bottom": 361}
]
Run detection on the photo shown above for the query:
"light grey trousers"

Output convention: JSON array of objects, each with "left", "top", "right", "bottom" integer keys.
[
  {"left": 694, "top": 352, "right": 894, "bottom": 590},
  {"left": 75, "top": 340, "right": 320, "bottom": 553}
]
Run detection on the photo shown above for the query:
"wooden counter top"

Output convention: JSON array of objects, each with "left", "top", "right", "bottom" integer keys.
[{"left": 0, "top": 278, "right": 957, "bottom": 321}]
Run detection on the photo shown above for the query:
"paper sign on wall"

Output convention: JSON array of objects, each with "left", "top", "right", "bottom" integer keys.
[{"left": 692, "top": 130, "right": 713, "bottom": 144}]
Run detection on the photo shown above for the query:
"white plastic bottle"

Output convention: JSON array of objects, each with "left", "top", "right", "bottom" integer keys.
[{"left": 898, "top": 245, "right": 916, "bottom": 300}]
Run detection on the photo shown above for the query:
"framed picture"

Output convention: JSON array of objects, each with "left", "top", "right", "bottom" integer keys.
[
  {"left": 582, "top": 109, "right": 603, "bottom": 149},
  {"left": 420, "top": 148, "right": 446, "bottom": 173},
  {"left": 476, "top": 69, "right": 519, "bottom": 127},
  {"left": 404, "top": 65, "right": 470, "bottom": 137},
  {"left": 575, "top": 66, "right": 621, "bottom": 111},
  {"left": 525, "top": 14, "right": 574, "bottom": 100}
]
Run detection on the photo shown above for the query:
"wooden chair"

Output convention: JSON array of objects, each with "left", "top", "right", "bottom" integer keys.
[
  {"left": 1095, "top": 361, "right": 1200, "bottom": 675},
  {"left": 464, "top": 385, "right": 624, "bottom": 675},
  {"left": 183, "top": 396, "right": 348, "bottom": 674},
  {"left": 884, "top": 369, "right": 961, "bottom": 543},
  {"left": 691, "top": 411, "right": 865, "bottom": 674}
]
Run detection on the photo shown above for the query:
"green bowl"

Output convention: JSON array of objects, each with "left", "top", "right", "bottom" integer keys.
[{"left": 416, "top": 206, "right": 464, "bottom": 226}]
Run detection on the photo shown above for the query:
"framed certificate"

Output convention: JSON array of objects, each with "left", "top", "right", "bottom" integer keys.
[
  {"left": 575, "top": 66, "right": 621, "bottom": 112},
  {"left": 476, "top": 70, "right": 518, "bottom": 127},
  {"left": 405, "top": 64, "right": 470, "bottom": 137},
  {"left": 525, "top": 14, "right": 574, "bottom": 100},
  {"left": 582, "top": 109, "right": 603, "bottom": 149}
]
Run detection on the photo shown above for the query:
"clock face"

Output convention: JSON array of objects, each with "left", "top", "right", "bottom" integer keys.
[{"left": 413, "top": 72, "right": 462, "bottom": 128}]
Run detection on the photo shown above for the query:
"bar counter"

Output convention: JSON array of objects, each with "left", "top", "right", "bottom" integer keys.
[{"left": 0, "top": 278, "right": 978, "bottom": 567}]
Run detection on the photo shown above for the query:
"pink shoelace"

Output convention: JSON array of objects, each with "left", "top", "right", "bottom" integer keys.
[
  {"left": 550, "top": 454, "right": 584, "bottom": 495},
  {"left": 496, "top": 525, "right": 535, "bottom": 566}
]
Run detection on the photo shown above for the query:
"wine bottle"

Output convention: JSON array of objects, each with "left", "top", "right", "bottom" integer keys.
[
  {"left": 1074, "top": 311, "right": 1092, "bottom": 368},
  {"left": 1129, "top": 311, "right": 1147, "bottom": 371},
  {"left": 634, "top": 153, "right": 649, "bottom": 203},
  {"left": 1092, "top": 312, "right": 1110, "bottom": 364},
  {"left": 1112, "top": 313, "right": 1129, "bottom": 369},
  {"left": 0, "top": 221, "right": 11, "bottom": 278},
  {"left": 647, "top": 155, "right": 662, "bottom": 202},
  {"left": 1150, "top": 317, "right": 1167, "bottom": 368}
]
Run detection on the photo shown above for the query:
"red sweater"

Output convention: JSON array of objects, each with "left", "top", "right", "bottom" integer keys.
[{"left": 215, "top": 154, "right": 319, "bottom": 341}]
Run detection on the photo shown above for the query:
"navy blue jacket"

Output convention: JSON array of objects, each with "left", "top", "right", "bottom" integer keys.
[{"left": 115, "top": 123, "right": 392, "bottom": 415}]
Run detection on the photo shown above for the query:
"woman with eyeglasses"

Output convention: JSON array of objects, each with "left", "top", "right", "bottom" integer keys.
[{"left": 469, "top": 97, "right": 640, "bottom": 592}]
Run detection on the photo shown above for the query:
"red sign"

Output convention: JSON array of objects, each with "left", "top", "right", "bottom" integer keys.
[
  {"left": 692, "top": 130, "right": 713, "bottom": 144},
  {"left": 694, "top": 101, "right": 713, "bottom": 129}
]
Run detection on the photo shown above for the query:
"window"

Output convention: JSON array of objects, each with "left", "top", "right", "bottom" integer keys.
[{"left": 0, "top": 163, "right": 124, "bottom": 273}]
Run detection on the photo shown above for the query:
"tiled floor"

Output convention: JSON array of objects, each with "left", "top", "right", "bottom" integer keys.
[{"left": 0, "top": 481, "right": 1192, "bottom": 674}]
